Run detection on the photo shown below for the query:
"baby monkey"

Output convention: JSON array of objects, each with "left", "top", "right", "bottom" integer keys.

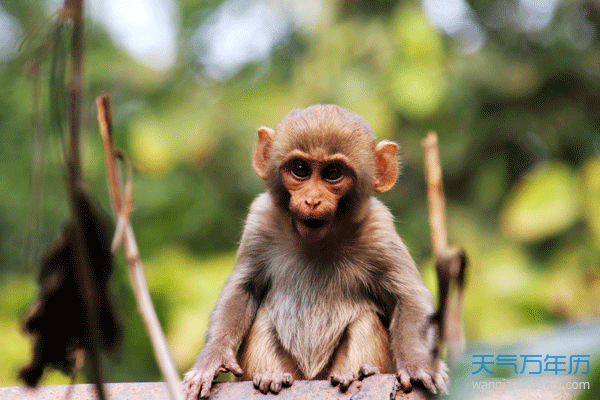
[{"left": 183, "top": 105, "right": 448, "bottom": 399}]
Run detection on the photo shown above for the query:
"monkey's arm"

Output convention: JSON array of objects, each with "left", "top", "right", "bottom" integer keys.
[
  {"left": 367, "top": 200, "right": 448, "bottom": 394},
  {"left": 183, "top": 196, "right": 274, "bottom": 399},
  {"left": 386, "top": 259, "right": 448, "bottom": 394}
]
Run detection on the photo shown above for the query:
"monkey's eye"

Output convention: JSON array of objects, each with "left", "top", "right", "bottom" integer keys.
[
  {"left": 291, "top": 161, "right": 311, "bottom": 179},
  {"left": 322, "top": 164, "right": 343, "bottom": 182}
]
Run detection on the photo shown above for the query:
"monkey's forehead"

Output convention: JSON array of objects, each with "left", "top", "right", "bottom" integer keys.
[{"left": 274, "top": 105, "right": 377, "bottom": 156}]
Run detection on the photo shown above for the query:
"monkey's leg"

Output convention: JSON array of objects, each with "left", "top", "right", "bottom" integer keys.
[
  {"left": 328, "top": 309, "right": 391, "bottom": 392},
  {"left": 237, "top": 308, "right": 299, "bottom": 394}
]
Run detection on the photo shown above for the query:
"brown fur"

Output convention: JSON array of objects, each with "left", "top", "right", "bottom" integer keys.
[{"left": 183, "top": 105, "right": 448, "bottom": 399}]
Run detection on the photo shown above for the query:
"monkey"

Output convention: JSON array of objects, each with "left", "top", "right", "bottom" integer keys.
[{"left": 183, "top": 105, "right": 448, "bottom": 399}]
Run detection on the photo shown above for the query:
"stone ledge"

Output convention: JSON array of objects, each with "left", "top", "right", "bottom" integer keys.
[{"left": 0, "top": 374, "right": 430, "bottom": 400}]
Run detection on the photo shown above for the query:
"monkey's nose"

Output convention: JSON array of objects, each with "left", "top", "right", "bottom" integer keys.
[{"left": 305, "top": 199, "right": 321, "bottom": 209}]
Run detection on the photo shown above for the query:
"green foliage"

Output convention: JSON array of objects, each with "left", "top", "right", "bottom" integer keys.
[
  {"left": 0, "top": 0, "right": 599, "bottom": 388},
  {"left": 500, "top": 162, "right": 580, "bottom": 242}
]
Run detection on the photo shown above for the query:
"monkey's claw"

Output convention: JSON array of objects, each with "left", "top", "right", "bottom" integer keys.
[
  {"left": 253, "top": 371, "right": 294, "bottom": 394},
  {"left": 397, "top": 360, "right": 449, "bottom": 395}
]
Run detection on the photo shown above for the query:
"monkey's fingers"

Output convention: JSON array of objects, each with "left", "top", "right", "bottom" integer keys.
[
  {"left": 330, "top": 373, "right": 340, "bottom": 386},
  {"left": 199, "top": 377, "right": 214, "bottom": 399},
  {"left": 282, "top": 373, "right": 294, "bottom": 387},
  {"left": 438, "top": 360, "right": 450, "bottom": 381},
  {"left": 253, "top": 371, "right": 292, "bottom": 394},
  {"left": 252, "top": 373, "right": 262, "bottom": 389},
  {"left": 259, "top": 378, "right": 273, "bottom": 394},
  {"left": 270, "top": 371, "right": 287, "bottom": 393},
  {"left": 415, "top": 369, "right": 437, "bottom": 395},
  {"left": 431, "top": 360, "right": 449, "bottom": 394},
  {"left": 270, "top": 371, "right": 282, "bottom": 393},
  {"left": 358, "top": 364, "right": 380, "bottom": 380},
  {"left": 330, "top": 372, "right": 355, "bottom": 392},
  {"left": 434, "top": 372, "right": 449, "bottom": 395},
  {"left": 182, "top": 378, "right": 200, "bottom": 400},
  {"left": 223, "top": 359, "right": 243, "bottom": 377},
  {"left": 397, "top": 369, "right": 412, "bottom": 393},
  {"left": 182, "top": 369, "right": 211, "bottom": 400}
]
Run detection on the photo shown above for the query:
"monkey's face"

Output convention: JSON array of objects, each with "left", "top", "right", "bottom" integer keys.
[
  {"left": 252, "top": 106, "right": 399, "bottom": 243},
  {"left": 279, "top": 149, "right": 355, "bottom": 243}
]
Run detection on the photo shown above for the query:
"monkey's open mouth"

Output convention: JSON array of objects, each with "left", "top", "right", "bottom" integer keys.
[{"left": 302, "top": 219, "right": 327, "bottom": 229}]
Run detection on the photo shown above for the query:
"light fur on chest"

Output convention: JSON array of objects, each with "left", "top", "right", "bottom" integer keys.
[{"left": 263, "top": 252, "right": 375, "bottom": 378}]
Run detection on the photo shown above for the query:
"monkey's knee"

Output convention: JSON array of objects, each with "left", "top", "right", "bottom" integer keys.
[{"left": 341, "top": 310, "right": 392, "bottom": 372}]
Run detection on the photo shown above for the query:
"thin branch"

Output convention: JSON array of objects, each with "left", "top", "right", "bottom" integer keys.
[
  {"left": 63, "top": 1, "right": 106, "bottom": 398},
  {"left": 96, "top": 95, "right": 121, "bottom": 215},
  {"left": 65, "top": 0, "right": 83, "bottom": 182},
  {"left": 422, "top": 132, "right": 448, "bottom": 257},
  {"left": 96, "top": 94, "right": 184, "bottom": 400},
  {"left": 422, "top": 132, "right": 467, "bottom": 364}
]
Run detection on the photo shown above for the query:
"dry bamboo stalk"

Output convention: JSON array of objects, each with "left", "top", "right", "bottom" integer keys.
[{"left": 96, "top": 94, "right": 184, "bottom": 400}]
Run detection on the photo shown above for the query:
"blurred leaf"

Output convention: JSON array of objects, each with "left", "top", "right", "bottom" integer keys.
[
  {"left": 500, "top": 162, "right": 580, "bottom": 242},
  {"left": 129, "top": 97, "right": 218, "bottom": 175},
  {"left": 390, "top": 64, "right": 448, "bottom": 120},
  {"left": 580, "top": 157, "right": 600, "bottom": 246},
  {"left": 130, "top": 115, "right": 173, "bottom": 174},
  {"left": 471, "top": 157, "right": 509, "bottom": 210},
  {"left": 388, "top": 3, "right": 447, "bottom": 120},
  {"left": 545, "top": 262, "right": 600, "bottom": 320},
  {"left": 390, "top": 3, "right": 443, "bottom": 63},
  {"left": 331, "top": 69, "right": 396, "bottom": 137}
]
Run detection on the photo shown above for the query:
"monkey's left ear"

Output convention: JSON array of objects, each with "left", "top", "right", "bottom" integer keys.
[
  {"left": 253, "top": 127, "right": 275, "bottom": 180},
  {"left": 373, "top": 140, "right": 398, "bottom": 192}
]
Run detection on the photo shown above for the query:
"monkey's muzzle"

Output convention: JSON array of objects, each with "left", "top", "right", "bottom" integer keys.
[{"left": 294, "top": 218, "right": 331, "bottom": 242}]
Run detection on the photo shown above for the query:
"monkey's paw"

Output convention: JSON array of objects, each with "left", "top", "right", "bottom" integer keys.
[
  {"left": 182, "top": 352, "right": 243, "bottom": 399},
  {"left": 330, "top": 364, "right": 380, "bottom": 392},
  {"left": 397, "top": 359, "right": 449, "bottom": 395},
  {"left": 253, "top": 371, "right": 294, "bottom": 394}
]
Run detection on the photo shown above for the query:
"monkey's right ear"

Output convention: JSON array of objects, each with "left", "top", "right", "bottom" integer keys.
[
  {"left": 253, "top": 127, "right": 275, "bottom": 180},
  {"left": 373, "top": 140, "right": 398, "bottom": 192}
]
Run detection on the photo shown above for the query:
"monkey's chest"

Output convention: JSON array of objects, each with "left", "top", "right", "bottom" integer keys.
[{"left": 266, "top": 287, "right": 364, "bottom": 379}]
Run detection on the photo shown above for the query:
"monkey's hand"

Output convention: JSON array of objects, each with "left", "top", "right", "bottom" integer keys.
[
  {"left": 396, "top": 358, "right": 448, "bottom": 395},
  {"left": 330, "top": 364, "right": 380, "bottom": 392},
  {"left": 252, "top": 371, "right": 294, "bottom": 394},
  {"left": 183, "top": 348, "right": 243, "bottom": 399}
]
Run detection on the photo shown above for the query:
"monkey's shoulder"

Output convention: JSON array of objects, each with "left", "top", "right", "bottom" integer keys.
[
  {"left": 357, "top": 198, "right": 406, "bottom": 250},
  {"left": 365, "top": 197, "right": 396, "bottom": 227},
  {"left": 245, "top": 193, "right": 287, "bottom": 229}
]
